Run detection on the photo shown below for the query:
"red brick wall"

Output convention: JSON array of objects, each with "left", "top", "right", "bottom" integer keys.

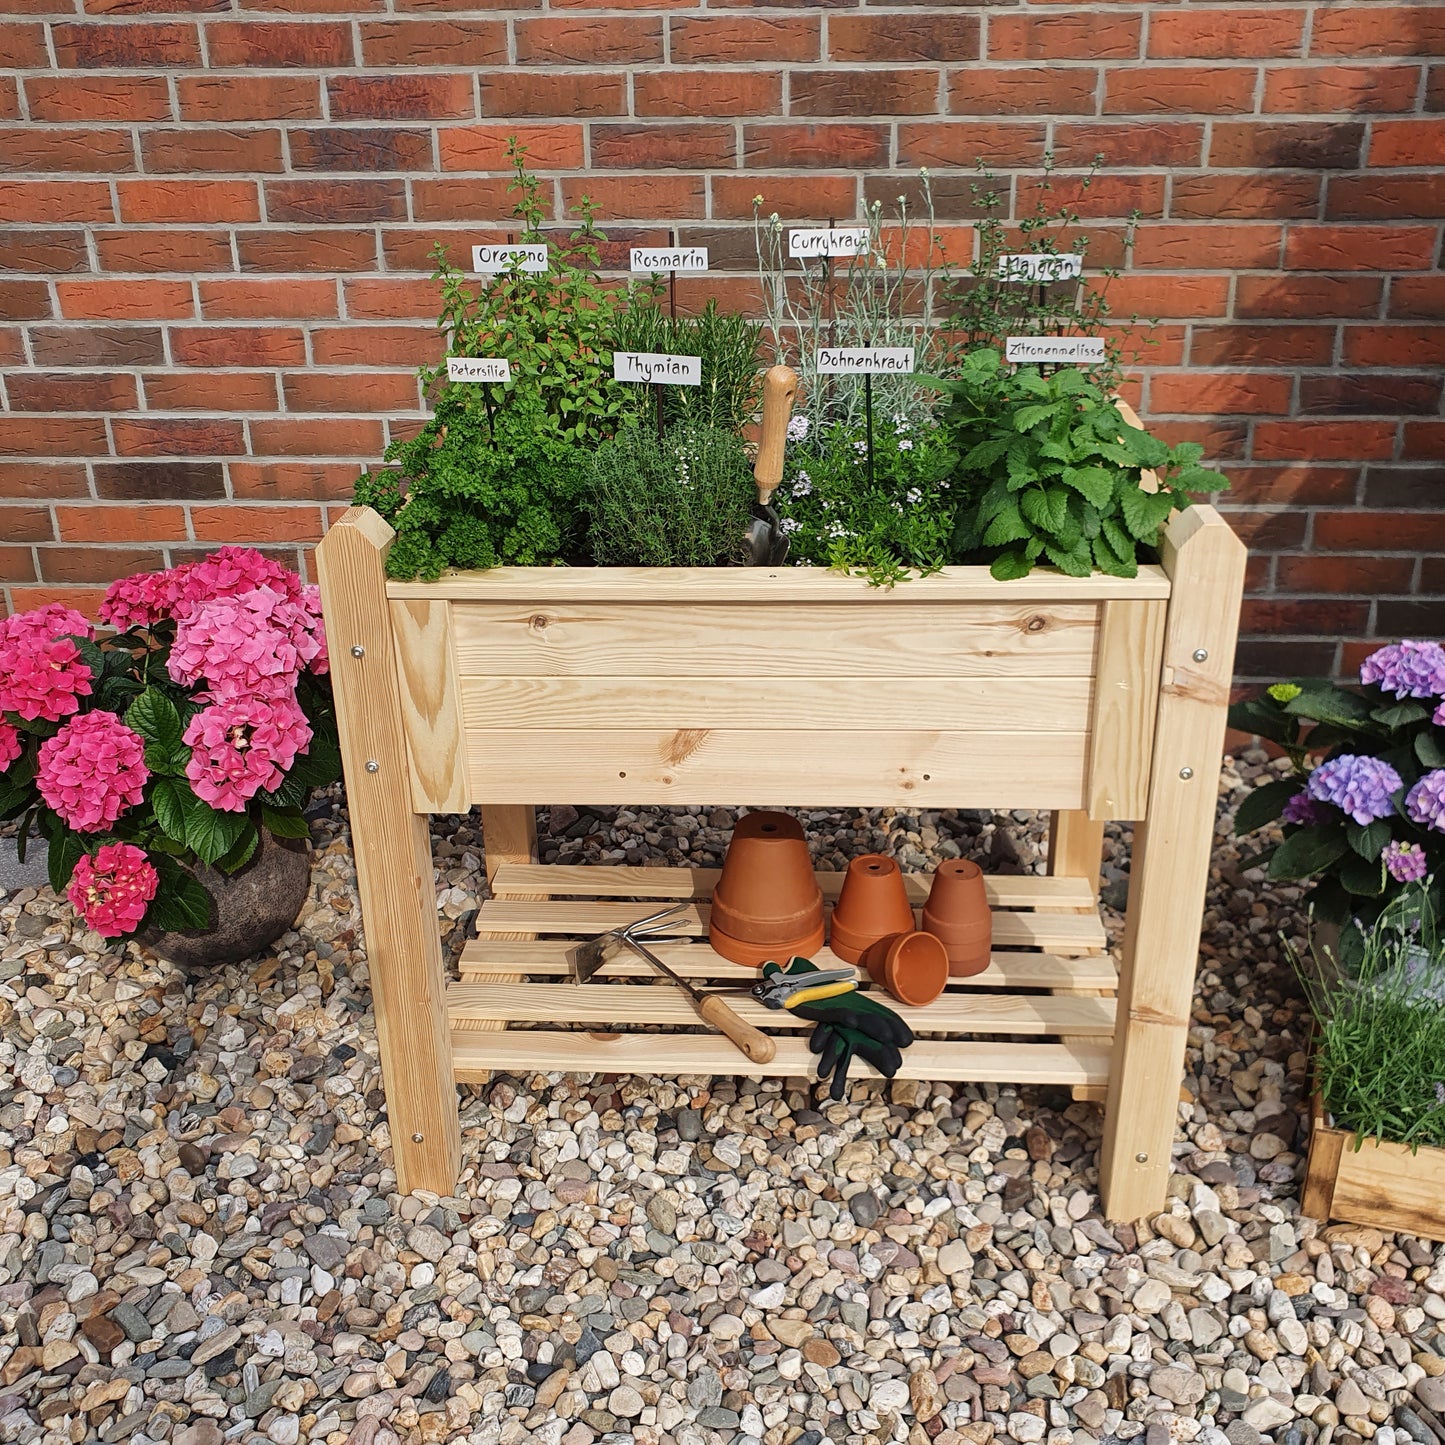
[{"left": 1, "top": 3, "right": 1441, "bottom": 680}]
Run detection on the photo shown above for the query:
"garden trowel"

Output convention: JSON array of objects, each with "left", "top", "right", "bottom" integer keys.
[{"left": 744, "top": 365, "right": 799, "bottom": 566}]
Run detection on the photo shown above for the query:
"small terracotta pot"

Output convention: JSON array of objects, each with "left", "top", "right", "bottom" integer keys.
[
  {"left": 829, "top": 853, "right": 915, "bottom": 965},
  {"left": 710, "top": 811, "right": 825, "bottom": 967},
  {"left": 860, "top": 930, "right": 949, "bottom": 1008},
  {"left": 922, "top": 859, "right": 993, "bottom": 978}
]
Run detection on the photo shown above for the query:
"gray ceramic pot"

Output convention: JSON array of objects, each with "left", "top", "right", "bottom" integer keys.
[{"left": 143, "top": 828, "right": 311, "bottom": 970}]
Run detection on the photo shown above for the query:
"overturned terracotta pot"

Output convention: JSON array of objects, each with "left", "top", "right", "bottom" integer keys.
[
  {"left": 922, "top": 859, "right": 993, "bottom": 978},
  {"left": 829, "top": 853, "right": 915, "bottom": 965},
  {"left": 860, "top": 930, "right": 949, "bottom": 1008},
  {"left": 710, "top": 811, "right": 825, "bottom": 967}
]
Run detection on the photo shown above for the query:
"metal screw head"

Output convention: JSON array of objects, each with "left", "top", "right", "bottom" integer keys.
[
  {"left": 350, "top": 644, "right": 365, "bottom": 659},
  {"left": 412, "top": 1132, "right": 425, "bottom": 1144},
  {"left": 1192, "top": 648, "right": 1209, "bottom": 663},
  {"left": 1135, "top": 1152, "right": 1149, "bottom": 1163},
  {"left": 365, "top": 760, "right": 380, "bottom": 774},
  {"left": 1179, "top": 766, "right": 1194, "bottom": 780}
]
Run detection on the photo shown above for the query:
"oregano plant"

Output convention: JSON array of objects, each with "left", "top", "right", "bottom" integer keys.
[{"left": 928, "top": 348, "right": 1227, "bottom": 580}]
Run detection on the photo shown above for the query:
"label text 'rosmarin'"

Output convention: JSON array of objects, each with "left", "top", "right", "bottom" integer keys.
[
  {"left": 612, "top": 352, "right": 703, "bottom": 385},
  {"left": 814, "top": 347, "right": 916, "bottom": 375},
  {"left": 996, "top": 253, "right": 1084, "bottom": 283},
  {"left": 471, "top": 244, "right": 548, "bottom": 274},
  {"left": 788, "top": 228, "right": 869, "bottom": 259},
  {"left": 447, "top": 358, "right": 512, "bottom": 383},
  {"left": 630, "top": 247, "right": 709, "bottom": 273},
  {"left": 1005, "top": 337, "right": 1106, "bottom": 365}
]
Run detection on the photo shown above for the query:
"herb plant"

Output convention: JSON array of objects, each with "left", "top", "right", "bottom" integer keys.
[
  {"left": 1232, "top": 640, "right": 1445, "bottom": 949},
  {"left": 929, "top": 348, "right": 1225, "bottom": 580}
]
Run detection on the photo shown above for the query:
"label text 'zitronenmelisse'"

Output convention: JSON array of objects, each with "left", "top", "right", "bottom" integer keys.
[{"left": 1005, "top": 337, "right": 1106, "bottom": 365}]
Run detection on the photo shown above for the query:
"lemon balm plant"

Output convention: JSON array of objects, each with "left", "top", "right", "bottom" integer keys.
[{"left": 0, "top": 547, "right": 337, "bottom": 941}]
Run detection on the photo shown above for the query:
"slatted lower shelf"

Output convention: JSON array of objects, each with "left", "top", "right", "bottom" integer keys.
[{"left": 450, "top": 863, "right": 1116, "bottom": 1088}]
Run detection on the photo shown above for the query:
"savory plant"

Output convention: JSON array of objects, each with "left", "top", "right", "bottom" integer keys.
[
  {"left": 0, "top": 547, "right": 338, "bottom": 940},
  {"left": 1232, "top": 639, "right": 1445, "bottom": 946},
  {"left": 930, "top": 348, "right": 1225, "bottom": 579},
  {"left": 588, "top": 422, "right": 754, "bottom": 567}
]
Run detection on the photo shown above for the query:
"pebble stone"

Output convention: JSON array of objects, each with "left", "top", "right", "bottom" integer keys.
[{"left": 4, "top": 768, "right": 1445, "bottom": 1445}]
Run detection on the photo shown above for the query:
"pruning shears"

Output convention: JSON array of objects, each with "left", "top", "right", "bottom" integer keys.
[{"left": 709, "top": 959, "right": 858, "bottom": 1011}]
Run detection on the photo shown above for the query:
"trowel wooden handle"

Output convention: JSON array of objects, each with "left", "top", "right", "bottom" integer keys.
[
  {"left": 753, "top": 364, "right": 799, "bottom": 505},
  {"left": 697, "top": 993, "right": 777, "bottom": 1064}
]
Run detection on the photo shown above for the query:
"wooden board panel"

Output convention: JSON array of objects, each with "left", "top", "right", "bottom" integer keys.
[
  {"left": 458, "top": 939, "right": 1119, "bottom": 990},
  {"left": 471, "top": 898, "right": 1108, "bottom": 953},
  {"left": 1086, "top": 599, "right": 1166, "bottom": 822},
  {"left": 389, "top": 598, "right": 468, "bottom": 814},
  {"left": 489, "top": 863, "right": 1099, "bottom": 911},
  {"left": 1328, "top": 1131, "right": 1445, "bottom": 1244},
  {"left": 464, "top": 729, "right": 1089, "bottom": 809},
  {"left": 452, "top": 602, "right": 1099, "bottom": 678},
  {"left": 452, "top": 1029, "right": 1112, "bottom": 1086},
  {"left": 461, "top": 675, "right": 1094, "bottom": 733},
  {"left": 447, "top": 982, "right": 1115, "bottom": 1035},
  {"left": 396, "top": 565, "right": 1171, "bottom": 604}
]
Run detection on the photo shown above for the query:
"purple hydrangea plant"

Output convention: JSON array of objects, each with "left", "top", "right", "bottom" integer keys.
[
  {"left": 1282, "top": 791, "right": 1327, "bottom": 826},
  {"left": 1384, "top": 840, "right": 1429, "bottom": 883},
  {"left": 1360, "top": 640, "right": 1445, "bottom": 700},
  {"left": 1306, "top": 754, "right": 1402, "bottom": 826},
  {"left": 1406, "top": 770, "right": 1445, "bottom": 834}
]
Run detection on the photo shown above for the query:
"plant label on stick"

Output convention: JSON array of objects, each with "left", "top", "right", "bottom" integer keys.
[
  {"left": 447, "top": 357, "right": 512, "bottom": 383},
  {"left": 630, "top": 246, "right": 709, "bottom": 273},
  {"left": 996, "top": 253, "right": 1083, "bottom": 283},
  {"left": 613, "top": 352, "right": 702, "bottom": 385},
  {"left": 1006, "top": 337, "right": 1105, "bottom": 365},
  {"left": 815, "top": 346, "right": 915, "bottom": 375},
  {"left": 471, "top": 243, "right": 548, "bottom": 274},
  {"left": 788, "top": 228, "right": 868, "bottom": 259}
]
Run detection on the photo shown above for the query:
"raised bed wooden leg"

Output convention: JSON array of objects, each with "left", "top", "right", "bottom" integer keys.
[
  {"left": 1048, "top": 811, "right": 1105, "bottom": 894},
  {"left": 316, "top": 508, "right": 461, "bottom": 1197},
  {"left": 1099, "top": 507, "right": 1245, "bottom": 1221}
]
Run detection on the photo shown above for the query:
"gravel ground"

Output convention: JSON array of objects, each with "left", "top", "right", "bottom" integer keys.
[{"left": 4, "top": 752, "right": 1445, "bottom": 1445}]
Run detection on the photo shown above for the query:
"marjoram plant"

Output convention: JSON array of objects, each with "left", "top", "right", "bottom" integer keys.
[
  {"left": 0, "top": 547, "right": 338, "bottom": 941},
  {"left": 1232, "top": 639, "right": 1445, "bottom": 953}
]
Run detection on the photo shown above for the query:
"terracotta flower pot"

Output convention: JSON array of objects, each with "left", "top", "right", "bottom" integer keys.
[
  {"left": 860, "top": 930, "right": 949, "bottom": 1007},
  {"left": 829, "top": 853, "right": 915, "bottom": 965},
  {"left": 922, "top": 859, "right": 993, "bottom": 978},
  {"left": 709, "top": 811, "right": 825, "bottom": 967}
]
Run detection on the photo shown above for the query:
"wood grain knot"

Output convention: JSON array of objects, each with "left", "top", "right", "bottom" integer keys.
[
  {"left": 1024, "top": 614, "right": 1048, "bottom": 633},
  {"left": 663, "top": 729, "right": 710, "bottom": 766},
  {"left": 528, "top": 613, "right": 550, "bottom": 633}
]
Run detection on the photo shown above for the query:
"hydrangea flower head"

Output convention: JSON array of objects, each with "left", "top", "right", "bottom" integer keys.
[
  {"left": 67, "top": 842, "right": 158, "bottom": 938},
  {"left": 0, "top": 721, "right": 21, "bottom": 771},
  {"left": 295, "top": 585, "right": 328, "bottom": 675},
  {"left": 0, "top": 603, "right": 93, "bottom": 646},
  {"left": 183, "top": 695, "right": 312, "bottom": 811},
  {"left": 1435, "top": 699, "right": 1445, "bottom": 728},
  {"left": 169, "top": 586, "right": 305, "bottom": 700},
  {"left": 1281, "top": 791, "right": 1327, "bottom": 826},
  {"left": 36, "top": 712, "right": 149, "bottom": 832},
  {"left": 1406, "top": 769, "right": 1445, "bottom": 834},
  {"left": 1361, "top": 640, "right": 1445, "bottom": 700},
  {"left": 0, "top": 632, "right": 93, "bottom": 722},
  {"left": 100, "top": 569, "right": 189, "bottom": 631},
  {"left": 1384, "top": 840, "right": 1429, "bottom": 883},
  {"left": 1306, "top": 754, "right": 1402, "bottom": 825},
  {"left": 177, "top": 546, "right": 303, "bottom": 611}
]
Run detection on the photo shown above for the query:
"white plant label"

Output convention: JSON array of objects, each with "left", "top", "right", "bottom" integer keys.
[
  {"left": 613, "top": 352, "right": 702, "bottom": 385},
  {"left": 447, "top": 357, "right": 512, "bottom": 383},
  {"left": 788, "top": 228, "right": 868, "bottom": 259},
  {"left": 997, "top": 252, "right": 1083, "bottom": 283},
  {"left": 815, "top": 346, "right": 915, "bottom": 375},
  {"left": 1006, "top": 336, "right": 1105, "bottom": 365},
  {"left": 631, "top": 246, "right": 709, "bottom": 273},
  {"left": 472, "top": 243, "right": 548, "bottom": 273}
]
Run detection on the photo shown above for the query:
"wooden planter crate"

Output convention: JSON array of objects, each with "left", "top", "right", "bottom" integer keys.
[
  {"left": 1303, "top": 1094, "right": 1445, "bottom": 1242},
  {"left": 316, "top": 503, "right": 1245, "bottom": 1221}
]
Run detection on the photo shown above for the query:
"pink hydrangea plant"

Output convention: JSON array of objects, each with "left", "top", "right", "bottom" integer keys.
[
  {"left": 0, "top": 722, "right": 21, "bottom": 771},
  {"left": 177, "top": 546, "right": 303, "bottom": 610},
  {"left": 183, "top": 695, "right": 313, "bottom": 811},
  {"left": 169, "top": 587, "right": 306, "bottom": 700},
  {"left": 99, "top": 570, "right": 183, "bottom": 631},
  {"left": 67, "top": 842, "right": 158, "bottom": 938},
  {"left": 36, "top": 712, "right": 149, "bottom": 832},
  {"left": 0, "top": 633, "right": 93, "bottom": 722},
  {"left": 0, "top": 603, "right": 94, "bottom": 645}
]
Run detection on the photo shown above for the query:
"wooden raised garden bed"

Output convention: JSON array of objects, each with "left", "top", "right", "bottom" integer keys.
[{"left": 315, "top": 502, "right": 1245, "bottom": 1221}]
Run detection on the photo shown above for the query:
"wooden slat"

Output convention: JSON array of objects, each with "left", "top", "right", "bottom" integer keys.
[
  {"left": 464, "top": 729, "right": 1089, "bottom": 809},
  {"left": 451, "top": 602, "right": 1099, "bottom": 678},
  {"left": 451, "top": 1030, "right": 1112, "bottom": 1086},
  {"left": 389, "top": 598, "right": 468, "bottom": 814},
  {"left": 446, "top": 982, "right": 1115, "bottom": 1035},
  {"left": 461, "top": 675, "right": 1093, "bottom": 733},
  {"left": 489, "top": 863, "right": 1099, "bottom": 911},
  {"left": 459, "top": 939, "right": 1118, "bottom": 989},
  {"left": 396, "top": 565, "right": 1170, "bottom": 603},
  {"left": 471, "top": 898, "right": 1107, "bottom": 953},
  {"left": 1086, "top": 599, "right": 1166, "bottom": 822}
]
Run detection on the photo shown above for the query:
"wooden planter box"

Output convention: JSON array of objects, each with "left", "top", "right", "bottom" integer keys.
[
  {"left": 316, "top": 503, "right": 1245, "bottom": 1220},
  {"left": 1303, "top": 1094, "right": 1445, "bottom": 1242}
]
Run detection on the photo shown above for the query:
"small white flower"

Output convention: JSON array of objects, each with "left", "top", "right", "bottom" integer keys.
[
  {"left": 853, "top": 440, "right": 868, "bottom": 457},
  {"left": 905, "top": 488, "right": 923, "bottom": 505},
  {"left": 786, "top": 415, "right": 810, "bottom": 442},
  {"left": 792, "top": 471, "right": 812, "bottom": 497},
  {"left": 897, "top": 438, "right": 914, "bottom": 452},
  {"left": 780, "top": 518, "right": 802, "bottom": 535}
]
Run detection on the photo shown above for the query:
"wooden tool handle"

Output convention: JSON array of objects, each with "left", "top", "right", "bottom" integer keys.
[
  {"left": 753, "top": 364, "right": 799, "bottom": 505},
  {"left": 697, "top": 993, "right": 777, "bottom": 1064}
]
